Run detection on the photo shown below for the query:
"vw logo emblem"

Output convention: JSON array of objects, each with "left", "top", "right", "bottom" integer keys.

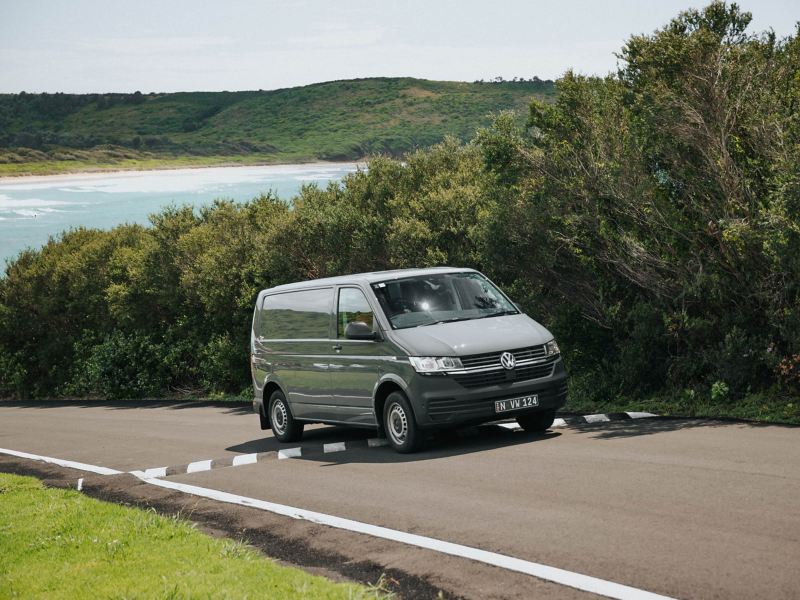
[{"left": 500, "top": 351, "right": 516, "bottom": 370}]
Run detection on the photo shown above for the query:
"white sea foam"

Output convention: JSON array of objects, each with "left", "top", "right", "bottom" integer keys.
[
  {"left": 13, "top": 209, "right": 43, "bottom": 218},
  {"left": 0, "top": 195, "right": 73, "bottom": 209},
  {"left": 295, "top": 173, "right": 345, "bottom": 181}
]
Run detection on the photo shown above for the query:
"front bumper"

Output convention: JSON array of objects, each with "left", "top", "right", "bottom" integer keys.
[{"left": 407, "top": 357, "right": 568, "bottom": 428}]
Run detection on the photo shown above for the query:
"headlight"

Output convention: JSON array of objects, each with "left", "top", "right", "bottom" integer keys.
[
  {"left": 408, "top": 356, "right": 464, "bottom": 373},
  {"left": 544, "top": 339, "right": 560, "bottom": 357}
]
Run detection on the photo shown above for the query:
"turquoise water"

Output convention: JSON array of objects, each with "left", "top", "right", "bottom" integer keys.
[{"left": 0, "top": 162, "right": 360, "bottom": 263}]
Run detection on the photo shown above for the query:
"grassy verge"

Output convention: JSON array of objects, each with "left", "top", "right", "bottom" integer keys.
[
  {"left": 0, "top": 473, "right": 384, "bottom": 599},
  {"left": 564, "top": 389, "right": 800, "bottom": 425}
]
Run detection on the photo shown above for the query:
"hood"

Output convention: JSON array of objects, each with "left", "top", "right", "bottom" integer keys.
[{"left": 391, "top": 314, "right": 553, "bottom": 357}]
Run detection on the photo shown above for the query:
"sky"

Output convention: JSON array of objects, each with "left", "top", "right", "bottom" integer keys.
[{"left": 1, "top": 0, "right": 798, "bottom": 94}]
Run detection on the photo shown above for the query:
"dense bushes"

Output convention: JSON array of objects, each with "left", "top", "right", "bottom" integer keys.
[{"left": 1, "top": 3, "right": 798, "bottom": 416}]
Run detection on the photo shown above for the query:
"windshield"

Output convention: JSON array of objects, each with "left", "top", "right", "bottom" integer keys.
[{"left": 371, "top": 272, "right": 518, "bottom": 330}]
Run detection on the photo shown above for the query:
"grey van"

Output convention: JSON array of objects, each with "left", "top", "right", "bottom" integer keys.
[{"left": 250, "top": 267, "right": 567, "bottom": 453}]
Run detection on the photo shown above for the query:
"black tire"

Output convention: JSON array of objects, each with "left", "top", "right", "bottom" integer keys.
[
  {"left": 383, "top": 391, "right": 421, "bottom": 453},
  {"left": 268, "top": 390, "right": 304, "bottom": 443},
  {"left": 517, "top": 409, "right": 556, "bottom": 432}
]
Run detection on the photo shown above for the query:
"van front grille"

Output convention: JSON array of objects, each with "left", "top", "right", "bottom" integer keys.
[
  {"left": 451, "top": 358, "right": 555, "bottom": 389},
  {"left": 460, "top": 345, "right": 547, "bottom": 369},
  {"left": 427, "top": 379, "right": 568, "bottom": 422}
]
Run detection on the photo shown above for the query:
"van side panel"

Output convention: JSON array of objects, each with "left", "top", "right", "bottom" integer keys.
[{"left": 255, "top": 287, "right": 335, "bottom": 420}]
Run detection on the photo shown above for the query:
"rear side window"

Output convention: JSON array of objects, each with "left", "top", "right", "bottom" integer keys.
[
  {"left": 261, "top": 288, "right": 332, "bottom": 339},
  {"left": 337, "top": 287, "right": 374, "bottom": 337}
]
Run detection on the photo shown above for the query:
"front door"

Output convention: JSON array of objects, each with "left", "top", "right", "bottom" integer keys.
[{"left": 327, "top": 286, "right": 389, "bottom": 426}]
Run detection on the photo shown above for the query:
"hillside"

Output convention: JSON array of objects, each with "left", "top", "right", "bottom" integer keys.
[{"left": 0, "top": 77, "right": 555, "bottom": 175}]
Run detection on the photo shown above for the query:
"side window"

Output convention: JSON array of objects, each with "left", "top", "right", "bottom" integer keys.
[
  {"left": 337, "top": 288, "right": 374, "bottom": 337},
  {"left": 261, "top": 288, "right": 332, "bottom": 339}
]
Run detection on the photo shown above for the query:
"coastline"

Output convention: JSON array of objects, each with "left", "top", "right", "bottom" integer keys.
[{"left": 0, "top": 157, "right": 367, "bottom": 183}]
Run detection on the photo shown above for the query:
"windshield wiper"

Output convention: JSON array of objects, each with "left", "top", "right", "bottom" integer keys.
[
  {"left": 420, "top": 316, "right": 474, "bottom": 327},
  {"left": 476, "top": 309, "right": 519, "bottom": 319}
]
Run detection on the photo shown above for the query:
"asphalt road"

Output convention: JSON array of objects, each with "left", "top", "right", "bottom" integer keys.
[{"left": 1, "top": 401, "right": 798, "bottom": 599}]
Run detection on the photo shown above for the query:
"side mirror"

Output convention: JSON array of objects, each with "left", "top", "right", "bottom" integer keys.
[{"left": 345, "top": 321, "right": 378, "bottom": 340}]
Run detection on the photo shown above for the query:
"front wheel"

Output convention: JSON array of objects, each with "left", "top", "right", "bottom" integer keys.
[
  {"left": 383, "top": 391, "right": 421, "bottom": 453},
  {"left": 517, "top": 409, "right": 556, "bottom": 432},
  {"left": 269, "top": 390, "right": 304, "bottom": 443}
]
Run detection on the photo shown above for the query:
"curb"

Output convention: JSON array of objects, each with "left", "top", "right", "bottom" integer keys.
[
  {"left": 141, "top": 412, "right": 660, "bottom": 478},
  {"left": 498, "top": 410, "right": 658, "bottom": 430},
  {"left": 142, "top": 437, "right": 389, "bottom": 478}
]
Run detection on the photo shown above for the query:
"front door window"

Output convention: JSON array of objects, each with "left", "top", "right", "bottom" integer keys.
[{"left": 337, "top": 288, "right": 374, "bottom": 337}]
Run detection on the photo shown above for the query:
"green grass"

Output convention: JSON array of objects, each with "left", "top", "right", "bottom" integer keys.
[
  {"left": 0, "top": 151, "right": 314, "bottom": 177},
  {"left": 0, "top": 473, "right": 386, "bottom": 599},
  {"left": 0, "top": 77, "right": 555, "bottom": 176}
]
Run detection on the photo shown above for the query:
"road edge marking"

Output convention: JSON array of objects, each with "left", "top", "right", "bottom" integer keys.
[
  {"left": 129, "top": 469, "right": 675, "bottom": 600},
  {"left": 0, "top": 447, "right": 121, "bottom": 475},
  {"left": 0, "top": 445, "right": 675, "bottom": 600}
]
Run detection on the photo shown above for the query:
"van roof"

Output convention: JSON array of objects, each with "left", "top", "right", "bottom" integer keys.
[{"left": 260, "top": 267, "right": 478, "bottom": 295}]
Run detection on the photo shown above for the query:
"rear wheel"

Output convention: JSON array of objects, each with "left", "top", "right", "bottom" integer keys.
[
  {"left": 383, "top": 391, "right": 421, "bottom": 453},
  {"left": 517, "top": 409, "right": 556, "bottom": 432},
  {"left": 269, "top": 390, "right": 304, "bottom": 443}
]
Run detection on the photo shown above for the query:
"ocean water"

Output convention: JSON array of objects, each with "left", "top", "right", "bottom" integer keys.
[{"left": 0, "top": 162, "right": 360, "bottom": 264}]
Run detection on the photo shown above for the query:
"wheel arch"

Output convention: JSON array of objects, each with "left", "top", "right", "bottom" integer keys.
[
  {"left": 372, "top": 375, "right": 410, "bottom": 435},
  {"left": 259, "top": 378, "right": 286, "bottom": 430}
]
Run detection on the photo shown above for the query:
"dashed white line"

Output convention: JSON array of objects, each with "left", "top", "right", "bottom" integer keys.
[
  {"left": 498, "top": 417, "right": 567, "bottom": 430},
  {"left": 584, "top": 413, "right": 612, "bottom": 424},
  {"left": 323, "top": 442, "right": 346, "bottom": 453},
  {"left": 367, "top": 438, "right": 388, "bottom": 447},
  {"left": 626, "top": 412, "right": 658, "bottom": 419},
  {"left": 277, "top": 447, "right": 302, "bottom": 460},
  {"left": 144, "top": 466, "right": 167, "bottom": 478},
  {"left": 232, "top": 453, "right": 258, "bottom": 466},
  {"left": 186, "top": 459, "right": 213, "bottom": 473}
]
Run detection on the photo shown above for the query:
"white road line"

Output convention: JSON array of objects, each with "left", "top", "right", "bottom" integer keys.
[
  {"left": 584, "top": 413, "right": 612, "bottom": 424},
  {"left": 626, "top": 412, "right": 658, "bottom": 419},
  {"left": 186, "top": 459, "right": 213, "bottom": 473},
  {"left": 277, "top": 447, "right": 302, "bottom": 460},
  {"left": 0, "top": 447, "right": 122, "bottom": 475},
  {"left": 498, "top": 422, "right": 519, "bottom": 430},
  {"left": 367, "top": 438, "right": 388, "bottom": 447},
  {"left": 1, "top": 446, "right": 676, "bottom": 599},
  {"left": 144, "top": 466, "right": 167, "bottom": 478},
  {"left": 232, "top": 453, "right": 258, "bottom": 466},
  {"left": 552, "top": 418, "right": 567, "bottom": 428},
  {"left": 130, "top": 470, "right": 675, "bottom": 600},
  {"left": 323, "top": 442, "right": 346, "bottom": 453}
]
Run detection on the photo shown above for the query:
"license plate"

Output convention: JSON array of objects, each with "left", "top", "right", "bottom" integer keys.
[{"left": 494, "top": 395, "right": 539, "bottom": 413}]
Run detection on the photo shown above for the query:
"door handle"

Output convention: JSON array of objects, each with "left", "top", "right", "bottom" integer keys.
[{"left": 332, "top": 344, "right": 342, "bottom": 352}]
